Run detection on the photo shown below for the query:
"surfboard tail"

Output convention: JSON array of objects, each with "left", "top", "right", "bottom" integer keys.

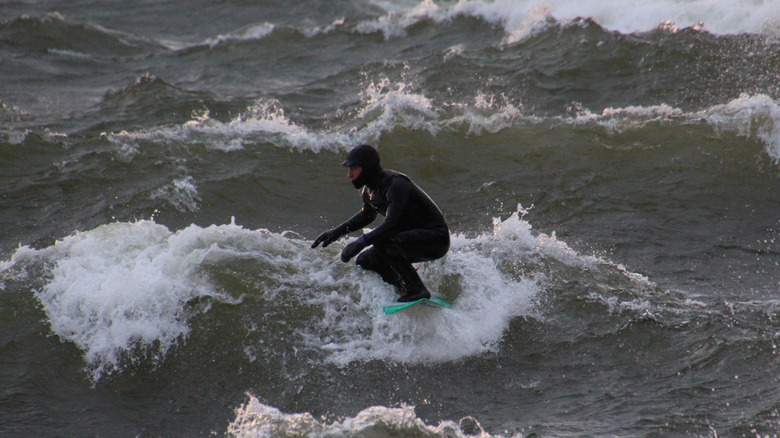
[{"left": 383, "top": 295, "right": 451, "bottom": 315}]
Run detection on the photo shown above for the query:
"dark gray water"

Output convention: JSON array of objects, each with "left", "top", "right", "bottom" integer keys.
[{"left": 2, "top": 1, "right": 780, "bottom": 436}]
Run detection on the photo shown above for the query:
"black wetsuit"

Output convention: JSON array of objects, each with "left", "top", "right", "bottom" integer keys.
[
  {"left": 350, "top": 169, "right": 449, "bottom": 294},
  {"left": 317, "top": 168, "right": 449, "bottom": 296},
  {"left": 312, "top": 144, "right": 449, "bottom": 300}
]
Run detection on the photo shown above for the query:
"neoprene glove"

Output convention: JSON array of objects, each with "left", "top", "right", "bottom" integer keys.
[
  {"left": 340, "top": 236, "right": 367, "bottom": 262},
  {"left": 312, "top": 228, "right": 340, "bottom": 248}
]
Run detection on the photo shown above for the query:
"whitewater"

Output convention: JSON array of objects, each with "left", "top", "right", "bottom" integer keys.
[{"left": 2, "top": 1, "right": 780, "bottom": 437}]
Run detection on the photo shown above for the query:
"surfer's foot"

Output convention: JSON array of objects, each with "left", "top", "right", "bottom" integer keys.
[
  {"left": 393, "top": 283, "right": 407, "bottom": 296},
  {"left": 397, "top": 289, "right": 430, "bottom": 303}
]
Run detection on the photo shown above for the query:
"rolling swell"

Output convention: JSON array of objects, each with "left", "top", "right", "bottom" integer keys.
[
  {"left": 3, "top": 90, "right": 779, "bottom": 281},
  {"left": 175, "top": 17, "right": 780, "bottom": 117},
  {"left": 88, "top": 74, "right": 217, "bottom": 133},
  {"left": 3, "top": 207, "right": 775, "bottom": 436},
  {"left": 0, "top": 209, "right": 668, "bottom": 413},
  {"left": 3, "top": 8, "right": 779, "bottom": 130},
  {"left": 0, "top": 13, "right": 161, "bottom": 56}
]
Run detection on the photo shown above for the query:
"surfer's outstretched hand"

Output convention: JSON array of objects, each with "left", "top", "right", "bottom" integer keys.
[{"left": 312, "top": 229, "right": 338, "bottom": 248}]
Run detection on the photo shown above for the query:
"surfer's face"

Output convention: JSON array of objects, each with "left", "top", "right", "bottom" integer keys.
[{"left": 347, "top": 165, "right": 362, "bottom": 183}]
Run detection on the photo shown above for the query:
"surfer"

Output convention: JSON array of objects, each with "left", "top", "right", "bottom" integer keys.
[{"left": 311, "top": 145, "right": 450, "bottom": 302}]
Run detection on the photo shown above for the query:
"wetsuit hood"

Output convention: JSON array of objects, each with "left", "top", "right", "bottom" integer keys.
[{"left": 342, "top": 144, "right": 382, "bottom": 189}]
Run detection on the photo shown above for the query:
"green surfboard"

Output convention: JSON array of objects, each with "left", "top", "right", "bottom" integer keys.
[{"left": 383, "top": 294, "right": 451, "bottom": 315}]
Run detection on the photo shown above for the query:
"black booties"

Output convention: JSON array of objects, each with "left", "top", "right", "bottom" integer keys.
[{"left": 355, "top": 246, "right": 431, "bottom": 302}]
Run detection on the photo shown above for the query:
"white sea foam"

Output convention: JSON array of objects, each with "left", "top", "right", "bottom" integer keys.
[
  {"left": 356, "top": 0, "right": 445, "bottom": 39},
  {"left": 8, "top": 220, "right": 253, "bottom": 381},
  {"left": 5, "top": 202, "right": 650, "bottom": 380},
  {"left": 186, "top": 0, "right": 779, "bottom": 49},
  {"left": 702, "top": 94, "right": 780, "bottom": 164},
  {"left": 1, "top": 128, "right": 29, "bottom": 145},
  {"left": 305, "top": 207, "right": 608, "bottom": 366},
  {"left": 103, "top": 101, "right": 317, "bottom": 153},
  {"left": 150, "top": 176, "right": 201, "bottom": 212},
  {"left": 571, "top": 103, "right": 685, "bottom": 133},
  {"left": 103, "top": 77, "right": 440, "bottom": 154},
  {"left": 103, "top": 101, "right": 308, "bottom": 153},
  {"left": 103, "top": 73, "right": 780, "bottom": 169},
  {"left": 202, "top": 22, "right": 275, "bottom": 48},
  {"left": 569, "top": 94, "right": 780, "bottom": 164},
  {"left": 362, "top": 0, "right": 780, "bottom": 43},
  {"left": 197, "top": 17, "right": 349, "bottom": 49},
  {"left": 357, "top": 77, "right": 440, "bottom": 136},
  {"left": 227, "top": 395, "right": 478, "bottom": 437},
  {"left": 444, "top": 93, "right": 525, "bottom": 136},
  {"left": 103, "top": 73, "right": 780, "bottom": 170},
  {"left": 313, "top": 246, "right": 540, "bottom": 365}
]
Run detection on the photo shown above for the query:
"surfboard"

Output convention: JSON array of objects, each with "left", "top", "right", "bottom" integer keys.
[{"left": 383, "top": 294, "right": 451, "bottom": 315}]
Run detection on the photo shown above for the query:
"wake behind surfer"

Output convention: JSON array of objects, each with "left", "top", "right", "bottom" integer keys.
[{"left": 311, "top": 145, "right": 450, "bottom": 303}]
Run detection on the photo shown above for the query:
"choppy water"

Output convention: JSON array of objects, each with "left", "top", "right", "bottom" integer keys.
[{"left": 2, "top": 1, "right": 780, "bottom": 437}]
